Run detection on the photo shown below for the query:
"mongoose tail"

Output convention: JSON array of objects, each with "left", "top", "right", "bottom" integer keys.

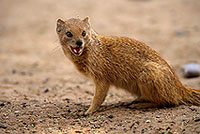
[{"left": 183, "top": 87, "right": 200, "bottom": 105}]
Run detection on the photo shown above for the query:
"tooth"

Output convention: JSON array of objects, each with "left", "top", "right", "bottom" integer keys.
[{"left": 74, "top": 48, "right": 77, "bottom": 53}]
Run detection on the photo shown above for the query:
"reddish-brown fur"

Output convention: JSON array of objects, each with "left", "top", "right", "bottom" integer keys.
[{"left": 56, "top": 17, "right": 200, "bottom": 114}]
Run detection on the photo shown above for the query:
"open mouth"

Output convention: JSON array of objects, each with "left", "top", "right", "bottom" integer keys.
[{"left": 69, "top": 46, "right": 84, "bottom": 56}]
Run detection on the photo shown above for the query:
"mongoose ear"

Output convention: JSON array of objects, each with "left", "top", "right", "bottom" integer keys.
[
  {"left": 56, "top": 19, "right": 65, "bottom": 33},
  {"left": 82, "top": 17, "right": 90, "bottom": 25}
]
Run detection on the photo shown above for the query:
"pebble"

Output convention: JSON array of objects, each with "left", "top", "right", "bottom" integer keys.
[
  {"left": 189, "top": 106, "right": 197, "bottom": 111},
  {"left": 12, "top": 69, "right": 17, "bottom": 74},
  {"left": 141, "top": 128, "right": 148, "bottom": 133},
  {"left": 81, "top": 114, "right": 87, "bottom": 117},
  {"left": 28, "top": 110, "right": 34, "bottom": 114},
  {"left": 38, "top": 119, "right": 43, "bottom": 123},
  {"left": 44, "top": 88, "right": 49, "bottom": 93},
  {"left": 194, "top": 118, "right": 200, "bottom": 122},
  {"left": 183, "top": 63, "right": 200, "bottom": 78},
  {"left": 67, "top": 109, "right": 71, "bottom": 113},
  {"left": 20, "top": 71, "right": 26, "bottom": 75},
  {"left": 0, "top": 103, "right": 5, "bottom": 106},
  {"left": 39, "top": 85, "right": 44, "bottom": 88},
  {"left": 166, "top": 126, "right": 171, "bottom": 130},
  {"left": 0, "top": 125, "right": 7, "bottom": 129},
  {"left": 65, "top": 98, "right": 70, "bottom": 103},
  {"left": 14, "top": 111, "right": 20, "bottom": 114},
  {"left": 108, "top": 115, "right": 114, "bottom": 119},
  {"left": 75, "top": 130, "right": 82, "bottom": 133},
  {"left": 130, "top": 123, "right": 135, "bottom": 129},
  {"left": 175, "top": 30, "right": 184, "bottom": 36},
  {"left": 30, "top": 100, "right": 38, "bottom": 103},
  {"left": 42, "top": 78, "right": 49, "bottom": 84},
  {"left": 32, "top": 130, "right": 37, "bottom": 133},
  {"left": 22, "top": 103, "right": 27, "bottom": 108},
  {"left": 146, "top": 120, "right": 151, "bottom": 123}
]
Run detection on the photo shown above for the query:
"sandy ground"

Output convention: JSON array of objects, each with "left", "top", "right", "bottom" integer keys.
[{"left": 0, "top": 0, "right": 200, "bottom": 133}]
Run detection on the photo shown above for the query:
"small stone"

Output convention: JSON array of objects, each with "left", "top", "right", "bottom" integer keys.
[
  {"left": 31, "top": 123, "right": 36, "bottom": 127},
  {"left": 42, "top": 78, "right": 49, "bottom": 84},
  {"left": 21, "top": 71, "right": 26, "bottom": 75},
  {"left": 75, "top": 103, "right": 81, "bottom": 106},
  {"left": 38, "top": 119, "right": 43, "bottom": 123},
  {"left": 14, "top": 111, "right": 20, "bottom": 114},
  {"left": 64, "top": 98, "right": 70, "bottom": 103},
  {"left": 146, "top": 120, "right": 151, "bottom": 123},
  {"left": 12, "top": 69, "right": 16, "bottom": 74},
  {"left": 3, "top": 114, "right": 8, "bottom": 117},
  {"left": 166, "top": 126, "right": 171, "bottom": 130},
  {"left": 28, "top": 110, "right": 34, "bottom": 114},
  {"left": 32, "top": 130, "right": 37, "bottom": 133},
  {"left": 0, "top": 125, "right": 7, "bottom": 129},
  {"left": 76, "top": 85, "right": 80, "bottom": 88},
  {"left": 189, "top": 106, "right": 197, "bottom": 111},
  {"left": 130, "top": 123, "right": 135, "bottom": 129},
  {"left": 81, "top": 114, "right": 87, "bottom": 117},
  {"left": 183, "top": 63, "right": 200, "bottom": 78},
  {"left": 135, "top": 121, "right": 140, "bottom": 125},
  {"left": 108, "top": 115, "right": 114, "bottom": 119},
  {"left": 22, "top": 103, "right": 27, "bottom": 108},
  {"left": 67, "top": 109, "right": 71, "bottom": 113},
  {"left": 75, "top": 130, "right": 82, "bottom": 133},
  {"left": 175, "top": 30, "right": 184, "bottom": 36},
  {"left": 0, "top": 103, "right": 5, "bottom": 106},
  {"left": 123, "top": 128, "right": 127, "bottom": 131},
  {"left": 30, "top": 100, "right": 38, "bottom": 103},
  {"left": 194, "top": 118, "right": 200, "bottom": 122},
  {"left": 44, "top": 88, "right": 49, "bottom": 93},
  {"left": 142, "top": 128, "right": 148, "bottom": 133}
]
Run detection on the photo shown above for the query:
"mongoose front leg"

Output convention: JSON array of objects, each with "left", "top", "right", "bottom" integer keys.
[{"left": 85, "top": 81, "right": 110, "bottom": 114}]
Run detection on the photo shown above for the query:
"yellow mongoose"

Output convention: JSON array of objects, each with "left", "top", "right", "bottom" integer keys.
[{"left": 56, "top": 17, "right": 200, "bottom": 114}]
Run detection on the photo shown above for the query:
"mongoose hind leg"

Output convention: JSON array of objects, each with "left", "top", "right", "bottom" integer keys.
[
  {"left": 136, "top": 62, "right": 180, "bottom": 107},
  {"left": 85, "top": 81, "right": 110, "bottom": 114}
]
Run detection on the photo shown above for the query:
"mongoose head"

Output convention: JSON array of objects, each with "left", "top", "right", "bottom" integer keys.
[{"left": 56, "top": 17, "right": 91, "bottom": 56}]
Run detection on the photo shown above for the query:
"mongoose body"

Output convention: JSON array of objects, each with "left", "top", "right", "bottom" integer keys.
[{"left": 56, "top": 17, "right": 200, "bottom": 114}]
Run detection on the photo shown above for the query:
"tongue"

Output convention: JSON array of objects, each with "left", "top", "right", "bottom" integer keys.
[{"left": 74, "top": 47, "right": 81, "bottom": 54}]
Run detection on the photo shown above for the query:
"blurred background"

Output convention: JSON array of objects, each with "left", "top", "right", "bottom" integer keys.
[
  {"left": 0, "top": 0, "right": 200, "bottom": 99},
  {"left": 0, "top": 0, "right": 200, "bottom": 133}
]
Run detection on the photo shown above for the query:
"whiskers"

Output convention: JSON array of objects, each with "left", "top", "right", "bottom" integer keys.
[{"left": 51, "top": 39, "right": 62, "bottom": 54}]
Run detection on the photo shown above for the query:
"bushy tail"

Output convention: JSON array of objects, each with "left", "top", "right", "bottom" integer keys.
[{"left": 182, "top": 87, "right": 200, "bottom": 105}]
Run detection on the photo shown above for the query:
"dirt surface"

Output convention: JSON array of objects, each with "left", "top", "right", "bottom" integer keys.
[{"left": 0, "top": 0, "right": 200, "bottom": 133}]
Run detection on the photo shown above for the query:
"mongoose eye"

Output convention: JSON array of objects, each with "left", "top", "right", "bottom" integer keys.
[
  {"left": 66, "top": 31, "right": 73, "bottom": 37},
  {"left": 82, "top": 31, "right": 86, "bottom": 37}
]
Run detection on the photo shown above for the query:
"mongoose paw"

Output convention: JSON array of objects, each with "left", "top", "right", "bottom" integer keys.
[{"left": 84, "top": 109, "right": 96, "bottom": 115}]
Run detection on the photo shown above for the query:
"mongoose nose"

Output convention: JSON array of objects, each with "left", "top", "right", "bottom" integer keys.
[{"left": 76, "top": 40, "right": 83, "bottom": 46}]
